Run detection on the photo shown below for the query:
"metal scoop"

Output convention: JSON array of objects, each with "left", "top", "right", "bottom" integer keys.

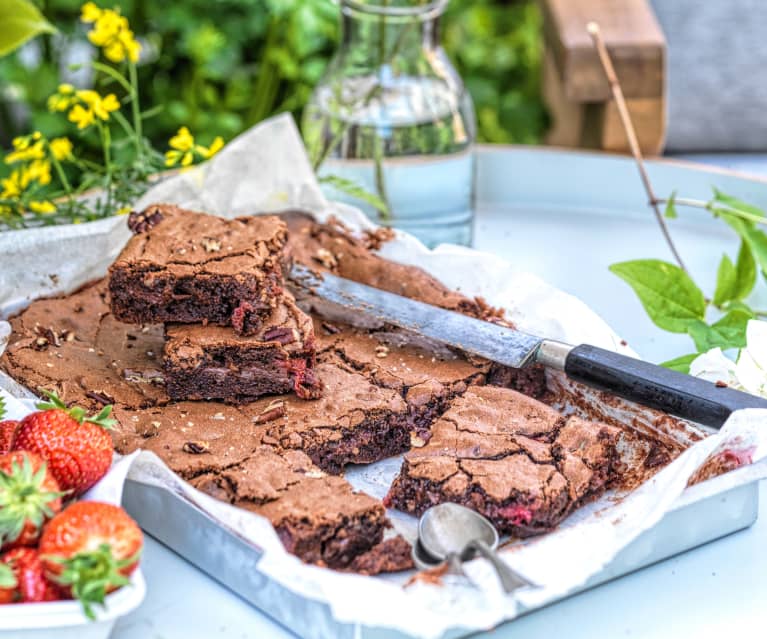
[{"left": 417, "top": 503, "right": 533, "bottom": 594}]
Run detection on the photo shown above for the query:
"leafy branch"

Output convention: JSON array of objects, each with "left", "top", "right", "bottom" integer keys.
[{"left": 589, "top": 22, "right": 767, "bottom": 373}]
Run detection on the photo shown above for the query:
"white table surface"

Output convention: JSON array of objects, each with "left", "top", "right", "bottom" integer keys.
[{"left": 113, "top": 153, "right": 767, "bottom": 639}]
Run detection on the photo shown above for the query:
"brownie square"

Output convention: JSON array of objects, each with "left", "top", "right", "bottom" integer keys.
[
  {"left": 238, "top": 361, "right": 411, "bottom": 474},
  {"left": 109, "top": 205, "right": 288, "bottom": 334},
  {"left": 384, "top": 385, "right": 621, "bottom": 537},
  {"left": 316, "top": 322, "right": 489, "bottom": 440},
  {"left": 190, "top": 447, "right": 412, "bottom": 572},
  {"left": 163, "top": 291, "right": 322, "bottom": 403}
]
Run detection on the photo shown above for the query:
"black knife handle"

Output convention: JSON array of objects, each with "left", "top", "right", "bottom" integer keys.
[{"left": 564, "top": 344, "right": 767, "bottom": 429}]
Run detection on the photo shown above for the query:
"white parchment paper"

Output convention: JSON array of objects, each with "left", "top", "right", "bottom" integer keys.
[{"left": 1, "top": 114, "right": 766, "bottom": 638}]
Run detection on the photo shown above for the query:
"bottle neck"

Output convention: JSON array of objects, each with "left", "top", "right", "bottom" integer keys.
[{"left": 339, "top": 2, "right": 442, "bottom": 68}]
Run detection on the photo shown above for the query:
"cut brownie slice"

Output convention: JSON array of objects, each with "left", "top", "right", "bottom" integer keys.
[
  {"left": 189, "top": 446, "right": 412, "bottom": 573},
  {"left": 164, "top": 291, "right": 321, "bottom": 402},
  {"left": 109, "top": 205, "right": 288, "bottom": 334},
  {"left": 384, "top": 385, "right": 621, "bottom": 537},
  {"left": 238, "top": 361, "right": 410, "bottom": 474},
  {"left": 316, "top": 322, "right": 488, "bottom": 440}
]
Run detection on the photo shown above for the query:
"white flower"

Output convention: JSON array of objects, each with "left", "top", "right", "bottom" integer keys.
[{"left": 689, "top": 320, "right": 767, "bottom": 397}]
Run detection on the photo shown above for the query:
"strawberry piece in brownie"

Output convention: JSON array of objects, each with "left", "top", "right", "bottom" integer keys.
[{"left": 163, "top": 290, "right": 322, "bottom": 402}]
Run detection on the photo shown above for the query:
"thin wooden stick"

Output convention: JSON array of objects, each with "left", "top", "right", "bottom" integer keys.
[{"left": 587, "top": 22, "right": 688, "bottom": 274}]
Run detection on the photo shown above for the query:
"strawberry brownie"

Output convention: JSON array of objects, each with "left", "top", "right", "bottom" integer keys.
[
  {"left": 114, "top": 402, "right": 412, "bottom": 573},
  {"left": 384, "top": 385, "right": 621, "bottom": 537},
  {"left": 109, "top": 205, "right": 288, "bottom": 334},
  {"left": 163, "top": 290, "right": 321, "bottom": 403}
]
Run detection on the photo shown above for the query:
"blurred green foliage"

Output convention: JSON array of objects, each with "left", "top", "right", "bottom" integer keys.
[{"left": 0, "top": 0, "right": 546, "bottom": 149}]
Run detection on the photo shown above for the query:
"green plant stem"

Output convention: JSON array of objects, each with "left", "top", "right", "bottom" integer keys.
[
  {"left": 128, "top": 62, "right": 144, "bottom": 162},
  {"left": 49, "top": 153, "right": 72, "bottom": 194},
  {"left": 653, "top": 196, "right": 767, "bottom": 226}
]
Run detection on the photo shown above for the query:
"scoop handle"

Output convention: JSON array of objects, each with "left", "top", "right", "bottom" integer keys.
[{"left": 465, "top": 540, "right": 533, "bottom": 593}]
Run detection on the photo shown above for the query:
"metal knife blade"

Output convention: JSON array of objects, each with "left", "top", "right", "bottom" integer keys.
[{"left": 290, "top": 264, "right": 544, "bottom": 368}]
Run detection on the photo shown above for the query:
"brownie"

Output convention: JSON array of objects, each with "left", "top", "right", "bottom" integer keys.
[
  {"left": 238, "top": 362, "right": 411, "bottom": 474},
  {"left": 109, "top": 205, "right": 288, "bottom": 334},
  {"left": 384, "top": 385, "right": 621, "bottom": 537},
  {"left": 184, "top": 443, "right": 407, "bottom": 573},
  {"left": 316, "top": 322, "right": 488, "bottom": 440},
  {"left": 1, "top": 280, "right": 168, "bottom": 411},
  {"left": 163, "top": 291, "right": 321, "bottom": 403}
]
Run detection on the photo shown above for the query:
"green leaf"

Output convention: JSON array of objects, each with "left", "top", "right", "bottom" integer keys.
[
  {"left": 710, "top": 191, "right": 767, "bottom": 279},
  {"left": 0, "top": 395, "right": 5, "bottom": 421},
  {"left": 661, "top": 353, "right": 699, "bottom": 374},
  {"left": 664, "top": 191, "right": 678, "bottom": 219},
  {"left": 713, "top": 189, "right": 766, "bottom": 219},
  {"left": 609, "top": 260, "right": 707, "bottom": 333},
  {"left": 0, "top": 562, "right": 16, "bottom": 589},
  {"left": 319, "top": 174, "right": 390, "bottom": 215},
  {"left": 686, "top": 309, "right": 752, "bottom": 352},
  {"left": 713, "top": 254, "right": 737, "bottom": 307},
  {"left": 0, "top": 0, "right": 57, "bottom": 57},
  {"left": 733, "top": 240, "right": 757, "bottom": 300}
]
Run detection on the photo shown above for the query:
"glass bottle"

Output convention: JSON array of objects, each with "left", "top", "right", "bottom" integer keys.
[{"left": 303, "top": 0, "right": 476, "bottom": 247}]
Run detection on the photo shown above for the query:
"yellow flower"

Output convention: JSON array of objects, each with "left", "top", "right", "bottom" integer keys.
[
  {"left": 4, "top": 135, "right": 46, "bottom": 164},
  {"left": 77, "top": 90, "right": 120, "bottom": 120},
  {"left": 84, "top": 6, "right": 142, "bottom": 63},
  {"left": 48, "top": 84, "right": 76, "bottom": 112},
  {"left": 0, "top": 170, "right": 25, "bottom": 199},
  {"left": 165, "top": 127, "right": 196, "bottom": 167},
  {"left": 68, "top": 104, "right": 95, "bottom": 130},
  {"left": 80, "top": 2, "right": 102, "bottom": 22},
  {"left": 169, "top": 126, "right": 195, "bottom": 152},
  {"left": 29, "top": 200, "right": 56, "bottom": 214},
  {"left": 197, "top": 136, "right": 225, "bottom": 159},
  {"left": 49, "top": 137, "right": 73, "bottom": 161},
  {"left": 26, "top": 160, "right": 52, "bottom": 186},
  {"left": 116, "top": 206, "right": 131, "bottom": 216}
]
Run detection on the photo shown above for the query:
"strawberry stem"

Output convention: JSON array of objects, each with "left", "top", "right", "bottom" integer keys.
[
  {"left": 46, "top": 544, "right": 138, "bottom": 620},
  {"left": 35, "top": 390, "right": 116, "bottom": 430}
]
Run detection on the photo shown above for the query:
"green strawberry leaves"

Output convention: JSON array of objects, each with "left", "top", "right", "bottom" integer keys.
[
  {"left": 0, "top": 395, "right": 5, "bottom": 421},
  {"left": 36, "top": 389, "right": 116, "bottom": 430},
  {"left": 47, "top": 543, "right": 139, "bottom": 620},
  {"left": 0, "top": 454, "right": 65, "bottom": 547},
  {"left": 0, "top": 562, "right": 16, "bottom": 589}
]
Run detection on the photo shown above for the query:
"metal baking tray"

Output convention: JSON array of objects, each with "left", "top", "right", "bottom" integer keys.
[
  {"left": 122, "top": 460, "right": 762, "bottom": 639},
  {"left": 119, "top": 146, "right": 767, "bottom": 638},
  {"left": 4, "top": 146, "right": 767, "bottom": 638}
]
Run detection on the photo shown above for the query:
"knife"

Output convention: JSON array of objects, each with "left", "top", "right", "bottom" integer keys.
[{"left": 290, "top": 264, "right": 767, "bottom": 429}]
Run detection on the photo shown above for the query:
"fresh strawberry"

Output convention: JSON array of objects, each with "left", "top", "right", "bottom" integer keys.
[
  {"left": 40, "top": 501, "right": 143, "bottom": 619},
  {"left": 13, "top": 391, "right": 115, "bottom": 495},
  {"left": 0, "top": 451, "right": 64, "bottom": 551},
  {"left": 0, "top": 547, "right": 61, "bottom": 603},
  {"left": 0, "top": 421, "right": 19, "bottom": 454}
]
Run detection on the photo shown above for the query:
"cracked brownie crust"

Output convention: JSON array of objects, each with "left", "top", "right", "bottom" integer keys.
[
  {"left": 384, "top": 385, "right": 621, "bottom": 537},
  {"left": 109, "top": 205, "right": 288, "bottom": 333},
  {"left": 163, "top": 290, "right": 321, "bottom": 403}
]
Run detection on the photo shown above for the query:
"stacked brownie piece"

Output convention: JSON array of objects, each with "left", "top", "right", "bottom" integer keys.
[{"left": 108, "top": 205, "right": 322, "bottom": 402}]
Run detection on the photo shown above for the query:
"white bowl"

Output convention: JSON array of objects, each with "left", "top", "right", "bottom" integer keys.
[{"left": 0, "top": 569, "right": 145, "bottom": 639}]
